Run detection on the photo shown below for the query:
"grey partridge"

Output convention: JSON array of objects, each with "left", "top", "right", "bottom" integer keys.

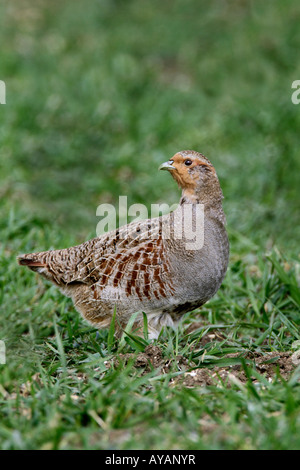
[{"left": 18, "top": 150, "right": 229, "bottom": 338}]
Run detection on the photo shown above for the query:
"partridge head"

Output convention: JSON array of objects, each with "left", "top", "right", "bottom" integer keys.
[
  {"left": 18, "top": 150, "right": 229, "bottom": 339},
  {"left": 160, "top": 150, "right": 224, "bottom": 206}
]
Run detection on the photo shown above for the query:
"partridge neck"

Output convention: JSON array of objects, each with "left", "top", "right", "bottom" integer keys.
[{"left": 180, "top": 185, "right": 225, "bottom": 225}]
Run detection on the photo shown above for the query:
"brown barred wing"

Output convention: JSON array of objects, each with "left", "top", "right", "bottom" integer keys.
[{"left": 70, "top": 234, "right": 175, "bottom": 303}]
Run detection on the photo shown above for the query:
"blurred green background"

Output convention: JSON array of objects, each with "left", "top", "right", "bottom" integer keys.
[{"left": 1, "top": 0, "right": 299, "bottom": 252}]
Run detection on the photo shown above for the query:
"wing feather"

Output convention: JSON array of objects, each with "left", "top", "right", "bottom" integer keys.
[{"left": 64, "top": 216, "right": 175, "bottom": 301}]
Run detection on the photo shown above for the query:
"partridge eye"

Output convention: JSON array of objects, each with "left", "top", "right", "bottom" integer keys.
[{"left": 184, "top": 159, "right": 192, "bottom": 166}]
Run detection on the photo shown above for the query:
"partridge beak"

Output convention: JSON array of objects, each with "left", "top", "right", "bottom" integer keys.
[{"left": 159, "top": 161, "right": 175, "bottom": 171}]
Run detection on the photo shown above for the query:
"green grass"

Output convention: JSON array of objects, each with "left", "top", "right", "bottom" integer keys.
[{"left": 1, "top": 0, "right": 300, "bottom": 450}]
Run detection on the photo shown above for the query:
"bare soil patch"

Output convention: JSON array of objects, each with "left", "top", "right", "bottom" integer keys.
[{"left": 115, "top": 345, "right": 298, "bottom": 387}]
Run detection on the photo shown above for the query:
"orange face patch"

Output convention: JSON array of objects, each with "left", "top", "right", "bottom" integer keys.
[{"left": 168, "top": 152, "right": 215, "bottom": 190}]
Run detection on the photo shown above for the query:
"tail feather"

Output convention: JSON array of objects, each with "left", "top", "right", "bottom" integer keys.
[
  {"left": 18, "top": 243, "right": 90, "bottom": 287},
  {"left": 18, "top": 256, "right": 47, "bottom": 267},
  {"left": 17, "top": 247, "right": 81, "bottom": 287},
  {"left": 18, "top": 251, "right": 64, "bottom": 287}
]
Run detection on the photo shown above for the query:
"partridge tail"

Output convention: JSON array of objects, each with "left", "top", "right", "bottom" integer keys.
[
  {"left": 18, "top": 241, "right": 91, "bottom": 288},
  {"left": 18, "top": 253, "right": 54, "bottom": 290},
  {"left": 18, "top": 252, "right": 48, "bottom": 269},
  {"left": 18, "top": 248, "right": 74, "bottom": 286}
]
